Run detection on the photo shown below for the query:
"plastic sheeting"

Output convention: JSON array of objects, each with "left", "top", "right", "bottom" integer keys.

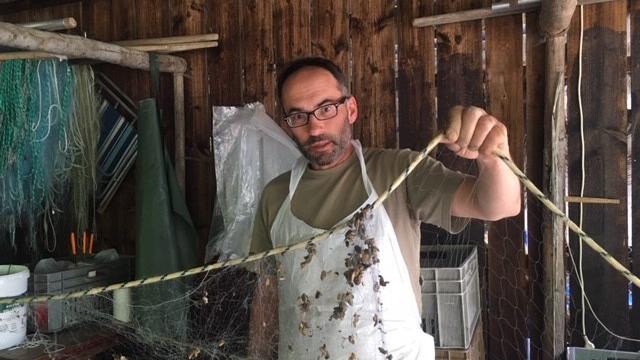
[{"left": 206, "top": 102, "right": 301, "bottom": 262}]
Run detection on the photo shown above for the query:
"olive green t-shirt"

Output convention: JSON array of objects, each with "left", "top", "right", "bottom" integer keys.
[{"left": 250, "top": 147, "right": 469, "bottom": 312}]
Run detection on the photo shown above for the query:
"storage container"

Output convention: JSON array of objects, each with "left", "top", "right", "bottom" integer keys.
[
  {"left": 421, "top": 245, "right": 480, "bottom": 348},
  {"left": 29, "top": 256, "right": 133, "bottom": 332}
]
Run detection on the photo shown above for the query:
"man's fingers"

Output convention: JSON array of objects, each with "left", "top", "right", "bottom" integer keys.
[
  {"left": 478, "top": 122, "right": 509, "bottom": 157},
  {"left": 442, "top": 105, "right": 509, "bottom": 160},
  {"left": 444, "top": 105, "right": 464, "bottom": 143},
  {"left": 467, "top": 114, "right": 497, "bottom": 151}
]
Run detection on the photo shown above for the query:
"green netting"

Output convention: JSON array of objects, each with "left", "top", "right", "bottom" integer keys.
[{"left": 0, "top": 59, "right": 98, "bottom": 256}]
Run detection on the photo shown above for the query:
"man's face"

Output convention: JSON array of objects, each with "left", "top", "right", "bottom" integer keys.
[{"left": 280, "top": 67, "right": 358, "bottom": 170}]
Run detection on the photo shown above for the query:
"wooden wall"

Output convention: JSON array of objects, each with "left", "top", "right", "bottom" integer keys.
[{"left": 1, "top": 0, "right": 638, "bottom": 358}]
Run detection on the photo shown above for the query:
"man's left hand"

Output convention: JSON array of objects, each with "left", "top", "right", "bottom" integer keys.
[{"left": 442, "top": 105, "right": 510, "bottom": 162}]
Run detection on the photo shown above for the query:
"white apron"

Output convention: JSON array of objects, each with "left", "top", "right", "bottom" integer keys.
[{"left": 270, "top": 141, "right": 435, "bottom": 359}]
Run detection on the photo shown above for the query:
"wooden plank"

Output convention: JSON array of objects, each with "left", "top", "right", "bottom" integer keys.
[
  {"left": 350, "top": 0, "right": 397, "bottom": 148},
  {"left": 566, "top": 1, "right": 629, "bottom": 348},
  {"left": 310, "top": 0, "right": 349, "bottom": 76},
  {"left": 86, "top": 0, "right": 139, "bottom": 258},
  {"left": 485, "top": 13, "right": 527, "bottom": 360},
  {"left": 524, "top": 10, "right": 546, "bottom": 360},
  {"left": 166, "top": 0, "right": 214, "bottom": 256},
  {"left": 273, "top": 0, "right": 311, "bottom": 117},
  {"left": 397, "top": 0, "right": 437, "bottom": 151},
  {"left": 208, "top": 0, "right": 243, "bottom": 107},
  {"left": 433, "top": 1, "right": 488, "bottom": 356},
  {"left": 241, "top": 0, "right": 276, "bottom": 118},
  {"left": 632, "top": 0, "right": 640, "bottom": 347}
]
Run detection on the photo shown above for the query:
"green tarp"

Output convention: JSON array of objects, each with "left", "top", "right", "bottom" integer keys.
[{"left": 134, "top": 98, "right": 198, "bottom": 340}]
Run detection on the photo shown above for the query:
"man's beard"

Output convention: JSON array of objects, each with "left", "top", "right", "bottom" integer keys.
[{"left": 297, "top": 117, "right": 352, "bottom": 168}]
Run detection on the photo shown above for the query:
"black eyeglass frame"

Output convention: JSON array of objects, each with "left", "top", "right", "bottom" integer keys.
[{"left": 282, "top": 96, "right": 350, "bottom": 128}]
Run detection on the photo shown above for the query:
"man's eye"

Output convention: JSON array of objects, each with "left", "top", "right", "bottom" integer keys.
[
  {"left": 319, "top": 105, "right": 333, "bottom": 114},
  {"left": 291, "top": 113, "right": 307, "bottom": 122}
]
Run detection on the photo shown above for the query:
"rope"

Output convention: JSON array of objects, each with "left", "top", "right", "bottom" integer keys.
[
  {"left": 493, "top": 149, "right": 640, "bottom": 289},
  {"left": 2, "top": 133, "right": 639, "bottom": 304}
]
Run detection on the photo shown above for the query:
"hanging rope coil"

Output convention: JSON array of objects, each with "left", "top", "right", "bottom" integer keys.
[{"left": 1, "top": 132, "right": 638, "bottom": 305}]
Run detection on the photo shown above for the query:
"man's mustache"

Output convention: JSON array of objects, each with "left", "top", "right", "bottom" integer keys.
[{"left": 304, "top": 135, "right": 336, "bottom": 147}]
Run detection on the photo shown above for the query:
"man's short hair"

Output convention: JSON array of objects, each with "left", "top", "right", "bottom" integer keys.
[{"left": 277, "top": 57, "right": 349, "bottom": 101}]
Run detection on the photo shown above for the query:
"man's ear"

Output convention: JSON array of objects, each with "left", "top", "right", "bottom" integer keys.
[{"left": 347, "top": 96, "right": 358, "bottom": 125}]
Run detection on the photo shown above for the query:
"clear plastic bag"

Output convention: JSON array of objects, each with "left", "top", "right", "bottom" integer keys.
[{"left": 206, "top": 102, "right": 301, "bottom": 262}]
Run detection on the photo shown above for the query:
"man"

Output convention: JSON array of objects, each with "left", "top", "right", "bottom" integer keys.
[{"left": 249, "top": 57, "right": 520, "bottom": 359}]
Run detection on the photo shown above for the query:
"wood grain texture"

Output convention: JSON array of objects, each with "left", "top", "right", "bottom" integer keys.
[
  {"left": 485, "top": 13, "right": 527, "bottom": 360},
  {"left": 241, "top": 0, "right": 276, "bottom": 117},
  {"left": 397, "top": 0, "right": 437, "bottom": 151},
  {"left": 166, "top": 0, "right": 213, "bottom": 258},
  {"left": 350, "top": 0, "right": 397, "bottom": 148},
  {"left": 566, "top": 0, "right": 630, "bottom": 348},
  {"left": 310, "top": 0, "right": 349, "bottom": 77},
  {"left": 524, "top": 10, "right": 546, "bottom": 360},
  {"left": 273, "top": 0, "right": 311, "bottom": 117}
]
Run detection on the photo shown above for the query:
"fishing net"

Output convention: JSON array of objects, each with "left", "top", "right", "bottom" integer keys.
[{"left": 0, "top": 59, "right": 99, "bottom": 261}]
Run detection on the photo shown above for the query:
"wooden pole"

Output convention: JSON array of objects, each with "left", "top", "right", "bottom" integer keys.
[
  {"left": 125, "top": 41, "right": 218, "bottom": 54},
  {"left": 17, "top": 17, "right": 77, "bottom": 31},
  {"left": 539, "top": 1, "right": 576, "bottom": 359},
  {"left": 113, "top": 33, "right": 219, "bottom": 46},
  {"left": 413, "top": 0, "right": 611, "bottom": 28},
  {"left": 0, "top": 42, "right": 218, "bottom": 61},
  {"left": 0, "top": 21, "right": 186, "bottom": 73},
  {"left": 173, "top": 73, "right": 186, "bottom": 192}
]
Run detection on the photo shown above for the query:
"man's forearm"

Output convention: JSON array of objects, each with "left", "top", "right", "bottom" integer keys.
[{"left": 474, "top": 154, "right": 521, "bottom": 220}]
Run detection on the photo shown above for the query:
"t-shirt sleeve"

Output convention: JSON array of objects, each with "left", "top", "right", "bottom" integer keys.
[
  {"left": 250, "top": 191, "right": 274, "bottom": 255},
  {"left": 405, "top": 152, "right": 470, "bottom": 234}
]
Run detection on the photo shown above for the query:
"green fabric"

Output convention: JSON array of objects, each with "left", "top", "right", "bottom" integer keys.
[
  {"left": 135, "top": 98, "right": 198, "bottom": 277},
  {"left": 134, "top": 98, "right": 198, "bottom": 342}
]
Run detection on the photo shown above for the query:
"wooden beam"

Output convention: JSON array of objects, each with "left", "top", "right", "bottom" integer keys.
[
  {"left": 539, "top": 0, "right": 576, "bottom": 356},
  {"left": 0, "top": 41, "right": 218, "bottom": 61},
  {"left": 113, "top": 33, "right": 218, "bottom": 46},
  {"left": 17, "top": 17, "right": 77, "bottom": 31},
  {"left": 565, "top": 196, "right": 620, "bottom": 205},
  {"left": 540, "top": 0, "right": 579, "bottom": 37},
  {"left": 413, "top": 1, "right": 538, "bottom": 28},
  {"left": 173, "top": 72, "right": 185, "bottom": 192},
  {"left": 0, "top": 21, "right": 187, "bottom": 73},
  {"left": 542, "top": 35, "right": 569, "bottom": 360},
  {"left": 413, "top": 0, "right": 612, "bottom": 28}
]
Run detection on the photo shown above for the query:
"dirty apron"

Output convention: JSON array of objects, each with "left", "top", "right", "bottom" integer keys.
[{"left": 270, "top": 140, "right": 435, "bottom": 359}]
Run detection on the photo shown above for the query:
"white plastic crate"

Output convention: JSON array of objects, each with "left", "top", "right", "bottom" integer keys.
[
  {"left": 567, "top": 347, "right": 640, "bottom": 360},
  {"left": 420, "top": 245, "right": 480, "bottom": 349}
]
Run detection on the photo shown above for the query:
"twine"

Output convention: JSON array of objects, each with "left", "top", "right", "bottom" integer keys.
[{"left": 2, "top": 133, "right": 638, "bottom": 304}]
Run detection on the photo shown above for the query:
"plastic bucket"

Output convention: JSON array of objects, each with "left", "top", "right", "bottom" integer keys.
[{"left": 0, "top": 265, "right": 29, "bottom": 350}]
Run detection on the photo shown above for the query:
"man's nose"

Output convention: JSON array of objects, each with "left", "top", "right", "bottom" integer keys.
[{"left": 307, "top": 114, "right": 325, "bottom": 136}]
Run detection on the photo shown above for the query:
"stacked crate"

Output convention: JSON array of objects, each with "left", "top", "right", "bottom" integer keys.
[{"left": 421, "top": 245, "right": 482, "bottom": 355}]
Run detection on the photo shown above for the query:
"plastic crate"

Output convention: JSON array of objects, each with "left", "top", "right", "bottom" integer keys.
[
  {"left": 435, "top": 318, "right": 485, "bottom": 360},
  {"left": 29, "top": 256, "right": 133, "bottom": 333},
  {"left": 420, "top": 245, "right": 480, "bottom": 349},
  {"left": 567, "top": 347, "right": 640, "bottom": 360}
]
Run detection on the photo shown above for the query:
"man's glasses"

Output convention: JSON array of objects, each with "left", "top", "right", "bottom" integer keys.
[{"left": 283, "top": 96, "right": 350, "bottom": 128}]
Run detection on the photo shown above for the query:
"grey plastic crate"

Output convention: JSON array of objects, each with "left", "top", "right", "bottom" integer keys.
[
  {"left": 29, "top": 256, "right": 133, "bottom": 333},
  {"left": 420, "top": 245, "right": 480, "bottom": 349},
  {"left": 567, "top": 347, "right": 640, "bottom": 360}
]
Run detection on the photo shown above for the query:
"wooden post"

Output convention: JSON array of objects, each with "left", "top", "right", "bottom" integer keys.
[
  {"left": 542, "top": 35, "right": 568, "bottom": 360},
  {"left": 173, "top": 72, "right": 186, "bottom": 193},
  {"left": 18, "top": 17, "right": 77, "bottom": 31},
  {"left": 539, "top": 1, "right": 576, "bottom": 358},
  {"left": 0, "top": 21, "right": 186, "bottom": 73}
]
